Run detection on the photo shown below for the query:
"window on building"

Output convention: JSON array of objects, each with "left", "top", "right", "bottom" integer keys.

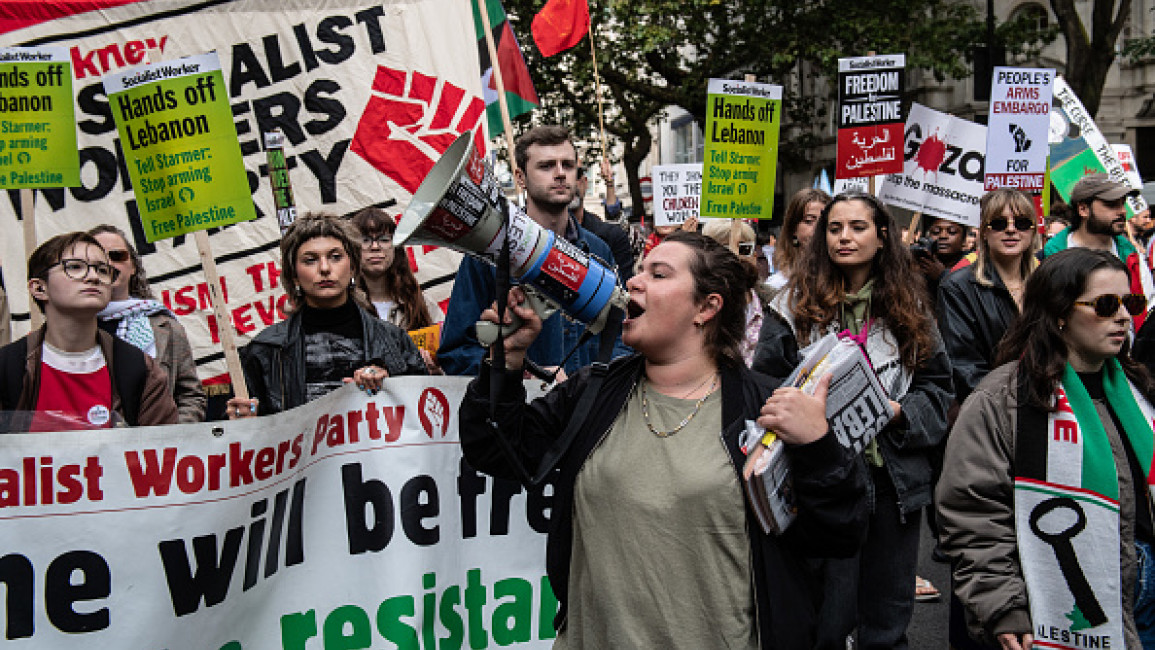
[
  {"left": 672, "top": 116, "right": 704, "bottom": 163},
  {"left": 1010, "top": 3, "right": 1049, "bottom": 33}
]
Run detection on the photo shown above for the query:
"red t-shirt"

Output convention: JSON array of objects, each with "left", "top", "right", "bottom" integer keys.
[{"left": 32, "top": 343, "right": 113, "bottom": 431}]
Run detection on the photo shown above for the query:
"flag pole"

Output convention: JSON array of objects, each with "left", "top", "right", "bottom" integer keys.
[
  {"left": 589, "top": 27, "right": 608, "bottom": 156},
  {"left": 476, "top": 0, "right": 519, "bottom": 171}
]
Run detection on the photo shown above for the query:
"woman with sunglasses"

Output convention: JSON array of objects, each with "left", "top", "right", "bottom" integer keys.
[
  {"left": 937, "top": 248, "right": 1155, "bottom": 650},
  {"left": 0, "top": 232, "right": 178, "bottom": 430},
  {"left": 88, "top": 224, "right": 206, "bottom": 423},
  {"left": 938, "top": 189, "right": 1040, "bottom": 405},
  {"left": 702, "top": 219, "right": 768, "bottom": 366},
  {"left": 752, "top": 192, "right": 953, "bottom": 649},
  {"left": 227, "top": 214, "right": 426, "bottom": 419}
]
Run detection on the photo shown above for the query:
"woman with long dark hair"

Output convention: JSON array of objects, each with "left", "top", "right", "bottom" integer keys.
[
  {"left": 938, "top": 248, "right": 1155, "bottom": 649},
  {"left": 226, "top": 214, "right": 426, "bottom": 419},
  {"left": 352, "top": 207, "right": 443, "bottom": 330},
  {"left": 461, "top": 231, "right": 867, "bottom": 648},
  {"left": 767, "top": 188, "right": 830, "bottom": 291},
  {"left": 752, "top": 192, "right": 953, "bottom": 649}
]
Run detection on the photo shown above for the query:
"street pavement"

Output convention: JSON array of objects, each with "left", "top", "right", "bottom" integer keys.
[{"left": 907, "top": 520, "right": 951, "bottom": 648}]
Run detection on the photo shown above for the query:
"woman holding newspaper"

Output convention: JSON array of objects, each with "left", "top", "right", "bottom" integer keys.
[
  {"left": 459, "top": 231, "right": 867, "bottom": 649},
  {"left": 751, "top": 191, "right": 954, "bottom": 649},
  {"left": 938, "top": 248, "right": 1155, "bottom": 650}
]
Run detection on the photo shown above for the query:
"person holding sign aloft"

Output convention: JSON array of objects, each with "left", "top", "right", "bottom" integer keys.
[
  {"left": 227, "top": 215, "right": 426, "bottom": 419},
  {"left": 460, "top": 231, "right": 867, "bottom": 649},
  {"left": 937, "top": 248, "right": 1155, "bottom": 649},
  {"left": 752, "top": 192, "right": 953, "bottom": 649}
]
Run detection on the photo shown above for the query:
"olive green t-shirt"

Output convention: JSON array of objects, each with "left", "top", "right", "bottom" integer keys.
[{"left": 554, "top": 383, "right": 757, "bottom": 649}]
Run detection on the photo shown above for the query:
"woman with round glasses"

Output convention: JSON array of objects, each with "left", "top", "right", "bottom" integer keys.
[
  {"left": 0, "top": 232, "right": 178, "bottom": 430},
  {"left": 227, "top": 214, "right": 426, "bottom": 419},
  {"left": 88, "top": 224, "right": 206, "bottom": 423},
  {"left": 752, "top": 192, "right": 953, "bottom": 648},
  {"left": 938, "top": 248, "right": 1155, "bottom": 650},
  {"left": 938, "top": 189, "right": 1041, "bottom": 405}
]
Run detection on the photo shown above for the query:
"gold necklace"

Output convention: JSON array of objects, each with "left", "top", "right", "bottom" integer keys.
[{"left": 641, "top": 375, "right": 719, "bottom": 438}]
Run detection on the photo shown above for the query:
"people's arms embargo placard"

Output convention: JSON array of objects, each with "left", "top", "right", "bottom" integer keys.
[
  {"left": 878, "top": 102, "right": 987, "bottom": 227},
  {"left": 651, "top": 163, "right": 702, "bottom": 227},
  {"left": 984, "top": 67, "right": 1053, "bottom": 192},
  {"left": 0, "top": 46, "right": 78, "bottom": 188},
  {"left": 836, "top": 54, "right": 905, "bottom": 180},
  {"left": 0, "top": 378, "right": 555, "bottom": 649},
  {"left": 104, "top": 52, "right": 256, "bottom": 242},
  {"left": 701, "top": 78, "right": 780, "bottom": 219}
]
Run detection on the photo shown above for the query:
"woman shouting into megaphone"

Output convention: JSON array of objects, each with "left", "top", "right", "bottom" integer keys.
[{"left": 459, "top": 231, "right": 867, "bottom": 649}]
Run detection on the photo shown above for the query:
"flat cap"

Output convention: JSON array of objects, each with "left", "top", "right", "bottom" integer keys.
[{"left": 1070, "top": 173, "right": 1139, "bottom": 203}]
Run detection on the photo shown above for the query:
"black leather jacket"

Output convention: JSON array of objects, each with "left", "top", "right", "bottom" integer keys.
[
  {"left": 460, "top": 354, "right": 867, "bottom": 649},
  {"left": 936, "top": 264, "right": 1019, "bottom": 404},
  {"left": 239, "top": 305, "right": 426, "bottom": 415}
]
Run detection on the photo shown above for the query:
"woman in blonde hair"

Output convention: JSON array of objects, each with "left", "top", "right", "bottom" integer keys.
[
  {"left": 937, "top": 188, "right": 1041, "bottom": 404},
  {"left": 701, "top": 219, "right": 765, "bottom": 366}
]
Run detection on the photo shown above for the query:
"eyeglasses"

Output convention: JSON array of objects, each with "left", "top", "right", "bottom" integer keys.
[
  {"left": 106, "top": 249, "right": 130, "bottom": 262},
  {"left": 361, "top": 235, "right": 393, "bottom": 248},
  {"left": 988, "top": 216, "right": 1035, "bottom": 232},
  {"left": 50, "top": 258, "right": 120, "bottom": 284},
  {"left": 1073, "top": 293, "right": 1147, "bottom": 317},
  {"left": 738, "top": 242, "right": 756, "bottom": 256}
]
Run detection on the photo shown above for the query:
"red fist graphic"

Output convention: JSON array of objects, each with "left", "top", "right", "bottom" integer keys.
[{"left": 352, "top": 66, "right": 487, "bottom": 194}]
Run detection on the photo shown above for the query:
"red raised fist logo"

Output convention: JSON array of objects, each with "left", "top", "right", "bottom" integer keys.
[
  {"left": 352, "top": 66, "right": 487, "bottom": 194},
  {"left": 417, "top": 387, "right": 450, "bottom": 439}
]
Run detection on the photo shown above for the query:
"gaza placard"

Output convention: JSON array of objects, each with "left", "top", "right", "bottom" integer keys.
[
  {"left": 836, "top": 53, "right": 905, "bottom": 179},
  {"left": 701, "top": 78, "right": 781, "bottom": 219},
  {"left": 0, "top": 377, "right": 555, "bottom": 649},
  {"left": 0, "top": 46, "right": 79, "bottom": 188},
  {"left": 105, "top": 52, "right": 256, "bottom": 241},
  {"left": 984, "top": 67, "right": 1053, "bottom": 192},
  {"left": 878, "top": 102, "right": 987, "bottom": 227}
]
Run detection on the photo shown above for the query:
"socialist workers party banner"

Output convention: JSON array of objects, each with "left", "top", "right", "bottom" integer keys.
[
  {"left": 701, "top": 78, "right": 781, "bottom": 219},
  {"left": 105, "top": 53, "right": 256, "bottom": 241},
  {"left": 984, "top": 67, "right": 1053, "bottom": 192},
  {"left": 836, "top": 54, "right": 905, "bottom": 179},
  {"left": 651, "top": 163, "right": 702, "bottom": 227},
  {"left": 0, "top": 46, "right": 79, "bottom": 187},
  {"left": 1050, "top": 75, "right": 1148, "bottom": 217},
  {"left": 0, "top": 0, "right": 474, "bottom": 385},
  {"left": 878, "top": 103, "right": 987, "bottom": 227},
  {"left": 0, "top": 377, "right": 556, "bottom": 649}
]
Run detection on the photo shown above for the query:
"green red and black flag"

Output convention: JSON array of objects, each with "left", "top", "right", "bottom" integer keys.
[{"left": 472, "top": 0, "right": 539, "bottom": 137}]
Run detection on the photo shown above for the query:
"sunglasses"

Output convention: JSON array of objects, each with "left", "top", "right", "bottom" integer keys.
[
  {"left": 106, "top": 249, "right": 130, "bottom": 262},
  {"left": 1073, "top": 293, "right": 1147, "bottom": 317},
  {"left": 737, "top": 242, "right": 756, "bottom": 256},
  {"left": 987, "top": 216, "right": 1035, "bottom": 232}
]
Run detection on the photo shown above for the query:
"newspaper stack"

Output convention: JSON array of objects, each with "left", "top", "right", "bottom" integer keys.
[{"left": 743, "top": 332, "right": 893, "bottom": 535}]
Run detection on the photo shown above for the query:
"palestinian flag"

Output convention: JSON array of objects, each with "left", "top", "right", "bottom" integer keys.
[{"left": 472, "top": 0, "right": 539, "bottom": 137}]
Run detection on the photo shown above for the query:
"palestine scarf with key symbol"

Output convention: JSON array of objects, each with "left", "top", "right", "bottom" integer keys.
[{"left": 1014, "top": 359, "right": 1155, "bottom": 647}]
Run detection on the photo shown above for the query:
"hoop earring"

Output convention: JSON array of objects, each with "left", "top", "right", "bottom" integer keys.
[{"left": 293, "top": 285, "right": 303, "bottom": 298}]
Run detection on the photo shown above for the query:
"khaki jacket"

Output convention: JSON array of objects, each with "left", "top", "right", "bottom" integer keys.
[
  {"left": 149, "top": 313, "right": 205, "bottom": 423},
  {"left": 936, "top": 362, "right": 1141, "bottom": 647}
]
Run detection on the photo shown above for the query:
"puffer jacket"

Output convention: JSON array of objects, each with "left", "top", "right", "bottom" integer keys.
[
  {"left": 936, "top": 362, "right": 1143, "bottom": 648},
  {"left": 239, "top": 304, "right": 426, "bottom": 415},
  {"left": 936, "top": 264, "right": 1019, "bottom": 404},
  {"left": 460, "top": 354, "right": 868, "bottom": 649}
]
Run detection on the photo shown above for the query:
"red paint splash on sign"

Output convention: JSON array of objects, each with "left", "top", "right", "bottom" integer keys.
[{"left": 915, "top": 133, "right": 947, "bottom": 175}]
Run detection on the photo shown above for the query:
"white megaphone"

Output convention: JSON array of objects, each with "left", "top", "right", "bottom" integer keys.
[{"left": 394, "top": 131, "right": 628, "bottom": 341}]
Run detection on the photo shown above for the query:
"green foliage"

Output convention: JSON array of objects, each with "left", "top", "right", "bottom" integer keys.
[{"left": 500, "top": 0, "right": 1054, "bottom": 215}]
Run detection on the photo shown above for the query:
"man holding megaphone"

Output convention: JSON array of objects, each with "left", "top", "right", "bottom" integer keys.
[{"left": 438, "top": 125, "right": 628, "bottom": 377}]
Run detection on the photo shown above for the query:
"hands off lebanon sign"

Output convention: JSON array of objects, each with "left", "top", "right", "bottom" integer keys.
[
  {"left": 701, "top": 78, "right": 780, "bottom": 219},
  {"left": 0, "top": 46, "right": 79, "bottom": 188},
  {"left": 0, "top": 378, "right": 555, "bottom": 648}
]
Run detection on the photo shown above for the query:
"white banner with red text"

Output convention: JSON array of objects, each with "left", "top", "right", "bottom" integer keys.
[
  {"left": 0, "top": 0, "right": 475, "bottom": 386},
  {"left": 0, "top": 377, "right": 556, "bottom": 649}
]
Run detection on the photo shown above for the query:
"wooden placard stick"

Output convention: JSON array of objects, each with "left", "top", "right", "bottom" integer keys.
[
  {"left": 904, "top": 212, "right": 923, "bottom": 245},
  {"left": 193, "top": 229, "right": 248, "bottom": 400},
  {"left": 20, "top": 188, "right": 43, "bottom": 330}
]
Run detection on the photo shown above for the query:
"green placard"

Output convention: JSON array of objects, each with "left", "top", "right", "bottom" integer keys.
[
  {"left": 104, "top": 53, "right": 255, "bottom": 242},
  {"left": 701, "top": 78, "right": 782, "bottom": 219},
  {"left": 0, "top": 47, "right": 79, "bottom": 188}
]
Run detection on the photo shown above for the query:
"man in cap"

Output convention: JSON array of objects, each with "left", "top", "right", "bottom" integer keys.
[{"left": 1043, "top": 172, "right": 1152, "bottom": 326}]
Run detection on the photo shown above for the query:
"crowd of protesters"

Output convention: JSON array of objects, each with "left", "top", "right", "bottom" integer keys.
[{"left": 5, "top": 121, "right": 1155, "bottom": 649}]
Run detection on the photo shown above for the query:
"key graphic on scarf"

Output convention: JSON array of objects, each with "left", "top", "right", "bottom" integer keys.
[{"left": 1029, "top": 497, "right": 1108, "bottom": 627}]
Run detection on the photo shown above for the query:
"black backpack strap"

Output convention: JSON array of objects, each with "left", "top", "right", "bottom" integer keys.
[
  {"left": 110, "top": 337, "right": 148, "bottom": 427},
  {"left": 0, "top": 337, "right": 28, "bottom": 411}
]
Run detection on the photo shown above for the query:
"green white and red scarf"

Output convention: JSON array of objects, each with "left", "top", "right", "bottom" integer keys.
[{"left": 1014, "top": 359, "right": 1155, "bottom": 649}]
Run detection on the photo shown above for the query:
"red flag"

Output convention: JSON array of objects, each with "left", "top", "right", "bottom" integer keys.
[{"left": 531, "top": 0, "right": 590, "bottom": 57}]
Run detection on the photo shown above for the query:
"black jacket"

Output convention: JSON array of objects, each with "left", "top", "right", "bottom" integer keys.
[
  {"left": 460, "top": 354, "right": 867, "bottom": 649},
  {"left": 936, "top": 264, "right": 1019, "bottom": 404},
  {"left": 239, "top": 304, "right": 426, "bottom": 415},
  {"left": 576, "top": 209, "right": 635, "bottom": 282}
]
